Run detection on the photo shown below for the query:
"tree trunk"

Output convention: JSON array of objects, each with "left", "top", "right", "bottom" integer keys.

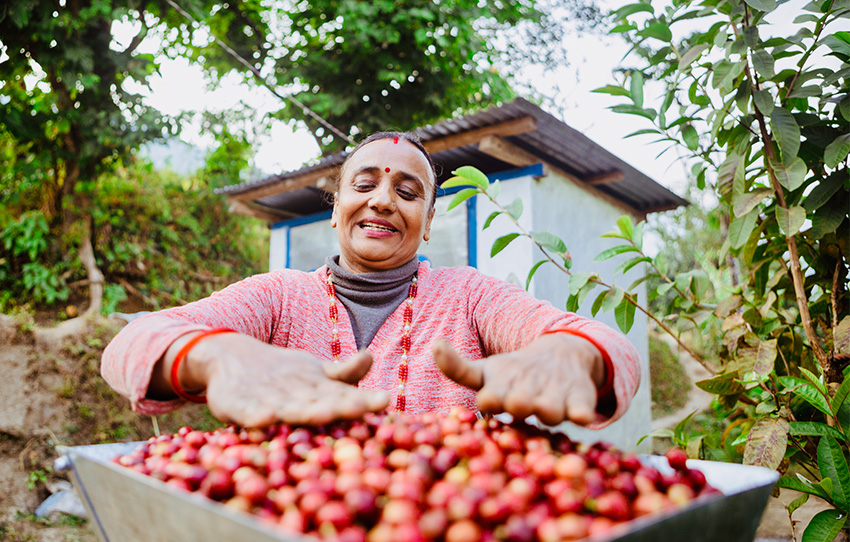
[{"left": 60, "top": 161, "right": 104, "bottom": 317}]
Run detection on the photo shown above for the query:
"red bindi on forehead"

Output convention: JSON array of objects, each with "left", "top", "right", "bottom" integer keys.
[
  {"left": 393, "top": 137, "right": 399, "bottom": 144},
  {"left": 385, "top": 167, "right": 391, "bottom": 173}
]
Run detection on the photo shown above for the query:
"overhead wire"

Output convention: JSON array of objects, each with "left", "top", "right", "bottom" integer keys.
[{"left": 163, "top": 0, "right": 356, "bottom": 146}]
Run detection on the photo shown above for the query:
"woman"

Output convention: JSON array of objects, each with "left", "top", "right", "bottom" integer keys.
[{"left": 102, "top": 132, "right": 640, "bottom": 430}]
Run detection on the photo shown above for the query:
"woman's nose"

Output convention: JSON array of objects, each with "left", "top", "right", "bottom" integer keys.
[{"left": 368, "top": 182, "right": 395, "bottom": 212}]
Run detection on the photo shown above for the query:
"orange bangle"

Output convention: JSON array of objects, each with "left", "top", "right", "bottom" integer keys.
[
  {"left": 170, "top": 328, "right": 235, "bottom": 403},
  {"left": 541, "top": 326, "right": 615, "bottom": 401}
]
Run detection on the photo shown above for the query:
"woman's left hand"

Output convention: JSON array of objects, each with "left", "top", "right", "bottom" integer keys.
[{"left": 432, "top": 334, "right": 606, "bottom": 426}]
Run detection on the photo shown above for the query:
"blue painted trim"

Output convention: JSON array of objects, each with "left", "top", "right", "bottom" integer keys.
[
  {"left": 467, "top": 194, "right": 477, "bottom": 269},
  {"left": 272, "top": 209, "right": 334, "bottom": 230},
  {"left": 285, "top": 226, "right": 291, "bottom": 269}
]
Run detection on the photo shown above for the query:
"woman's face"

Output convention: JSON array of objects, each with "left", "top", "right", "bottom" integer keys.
[{"left": 332, "top": 138, "right": 436, "bottom": 274}]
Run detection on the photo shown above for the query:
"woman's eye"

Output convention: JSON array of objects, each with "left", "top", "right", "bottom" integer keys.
[
  {"left": 397, "top": 187, "right": 419, "bottom": 200},
  {"left": 353, "top": 181, "right": 375, "bottom": 191}
]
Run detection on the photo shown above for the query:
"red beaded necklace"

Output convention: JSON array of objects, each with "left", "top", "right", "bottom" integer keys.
[{"left": 326, "top": 272, "right": 418, "bottom": 411}]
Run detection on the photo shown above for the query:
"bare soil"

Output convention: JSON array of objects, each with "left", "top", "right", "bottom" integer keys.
[{"left": 0, "top": 313, "right": 218, "bottom": 541}]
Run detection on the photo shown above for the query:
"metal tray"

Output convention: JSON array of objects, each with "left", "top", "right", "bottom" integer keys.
[{"left": 57, "top": 443, "right": 778, "bottom": 542}]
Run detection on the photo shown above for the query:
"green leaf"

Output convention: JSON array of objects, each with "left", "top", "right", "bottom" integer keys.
[
  {"left": 592, "top": 85, "right": 631, "bottom": 97},
  {"left": 771, "top": 108, "right": 801, "bottom": 165},
  {"left": 614, "top": 256, "right": 652, "bottom": 275},
  {"left": 824, "top": 133, "right": 850, "bottom": 169},
  {"left": 504, "top": 198, "right": 523, "bottom": 220},
  {"left": 530, "top": 231, "right": 567, "bottom": 254},
  {"left": 611, "top": 3, "right": 654, "bottom": 19},
  {"left": 652, "top": 251, "right": 668, "bottom": 276},
  {"left": 840, "top": 96, "right": 850, "bottom": 122},
  {"left": 483, "top": 211, "right": 501, "bottom": 230},
  {"left": 751, "top": 49, "right": 776, "bottom": 79},
  {"left": 818, "top": 435, "right": 850, "bottom": 509},
  {"left": 590, "top": 289, "right": 608, "bottom": 316},
  {"left": 636, "top": 428, "right": 673, "bottom": 447},
  {"left": 728, "top": 208, "right": 760, "bottom": 249},
  {"left": 801, "top": 510, "right": 847, "bottom": 542},
  {"left": 610, "top": 104, "right": 657, "bottom": 120},
  {"left": 441, "top": 176, "right": 479, "bottom": 190},
  {"left": 682, "top": 124, "right": 699, "bottom": 151},
  {"left": 811, "top": 194, "right": 848, "bottom": 239},
  {"left": 630, "top": 71, "right": 644, "bottom": 108},
  {"left": 803, "top": 174, "right": 845, "bottom": 212},
  {"left": 833, "top": 374, "right": 850, "bottom": 419},
  {"left": 777, "top": 475, "right": 831, "bottom": 501},
  {"left": 678, "top": 44, "right": 709, "bottom": 70},
  {"left": 447, "top": 188, "right": 479, "bottom": 211},
  {"left": 491, "top": 233, "right": 521, "bottom": 257},
  {"left": 568, "top": 272, "right": 593, "bottom": 295},
  {"left": 786, "top": 493, "right": 809, "bottom": 516},
  {"left": 485, "top": 179, "right": 501, "bottom": 200},
  {"left": 743, "top": 416, "right": 789, "bottom": 470},
  {"left": 788, "top": 422, "right": 847, "bottom": 441},
  {"left": 601, "top": 287, "right": 625, "bottom": 313},
  {"left": 614, "top": 296, "right": 636, "bottom": 333},
  {"left": 696, "top": 372, "right": 745, "bottom": 395},
  {"left": 525, "top": 259, "right": 547, "bottom": 290},
  {"left": 744, "top": 0, "right": 776, "bottom": 11},
  {"left": 451, "top": 166, "right": 489, "bottom": 190},
  {"left": 775, "top": 205, "right": 807, "bottom": 236},
  {"left": 753, "top": 89, "right": 775, "bottom": 115},
  {"left": 639, "top": 21, "right": 673, "bottom": 42},
  {"left": 733, "top": 187, "right": 772, "bottom": 217},
  {"left": 632, "top": 221, "right": 644, "bottom": 251},
  {"left": 594, "top": 244, "right": 640, "bottom": 261},
  {"left": 779, "top": 376, "right": 833, "bottom": 417},
  {"left": 616, "top": 215, "right": 634, "bottom": 240},
  {"left": 800, "top": 367, "right": 827, "bottom": 395},
  {"left": 771, "top": 157, "right": 808, "bottom": 192}
]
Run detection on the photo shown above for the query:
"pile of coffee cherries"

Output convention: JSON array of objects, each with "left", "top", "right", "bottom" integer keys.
[{"left": 112, "top": 408, "right": 718, "bottom": 541}]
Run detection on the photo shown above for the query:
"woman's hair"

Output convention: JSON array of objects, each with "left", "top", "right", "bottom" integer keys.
[{"left": 333, "top": 132, "right": 438, "bottom": 208}]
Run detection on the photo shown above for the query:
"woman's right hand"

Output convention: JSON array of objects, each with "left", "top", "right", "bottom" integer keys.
[{"left": 152, "top": 332, "right": 390, "bottom": 427}]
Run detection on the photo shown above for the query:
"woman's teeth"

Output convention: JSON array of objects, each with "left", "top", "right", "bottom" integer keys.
[{"left": 361, "top": 223, "right": 396, "bottom": 232}]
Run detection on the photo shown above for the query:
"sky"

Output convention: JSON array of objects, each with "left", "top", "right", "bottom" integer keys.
[
  {"left": 117, "top": 7, "right": 689, "bottom": 194},
  {"left": 119, "top": 0, "right": 808, "bottom": 196}
]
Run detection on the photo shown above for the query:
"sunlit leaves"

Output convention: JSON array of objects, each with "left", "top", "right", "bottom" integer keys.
[{"left": 743, "top": 416, "right": 789, "bottom": 470}]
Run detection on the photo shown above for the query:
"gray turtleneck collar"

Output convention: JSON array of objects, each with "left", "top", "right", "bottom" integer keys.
[{"left": 325, "top": 255, "right": 420, "bottom": 349}]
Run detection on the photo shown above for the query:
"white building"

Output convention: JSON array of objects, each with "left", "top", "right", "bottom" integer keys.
[{"left": 218, "top": 98, "right": 688, "bottom": 452}]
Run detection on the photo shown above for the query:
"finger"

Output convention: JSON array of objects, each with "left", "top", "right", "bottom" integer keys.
[
  {"left": 325, "top": 349, "right": 375, "bottom": 384},
  {"left": 563, "top": 376, "right": 598, "bottom": 426},
  {"left": 476, "top": 357, "right": 518, "bottom": 415},
  {"left": 502, "top": 368, "right": 549, "bottom": 422},
  {"left": 432, "top": 339, "right": 484, "bottom": 390},
  {"left": 531, "top": 380, "right": 568, "bottom": 426}
]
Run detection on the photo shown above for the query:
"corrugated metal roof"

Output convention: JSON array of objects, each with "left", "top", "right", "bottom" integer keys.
[{"left": 217, "top": 98, "right": 688, "bottom": 217}]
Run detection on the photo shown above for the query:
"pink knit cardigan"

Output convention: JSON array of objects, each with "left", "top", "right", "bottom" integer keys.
[{"left": 101, "top": 262, "right": 641, "bottom": 429}]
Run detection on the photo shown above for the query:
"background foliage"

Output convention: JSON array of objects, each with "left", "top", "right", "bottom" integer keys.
[{"left": 448, "top": 0, "right": 850, "bottom": 539}]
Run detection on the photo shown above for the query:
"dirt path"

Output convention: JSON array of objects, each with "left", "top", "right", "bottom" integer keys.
[{"left": 650, "top": 335, "right": 715, "bottom": 433}]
